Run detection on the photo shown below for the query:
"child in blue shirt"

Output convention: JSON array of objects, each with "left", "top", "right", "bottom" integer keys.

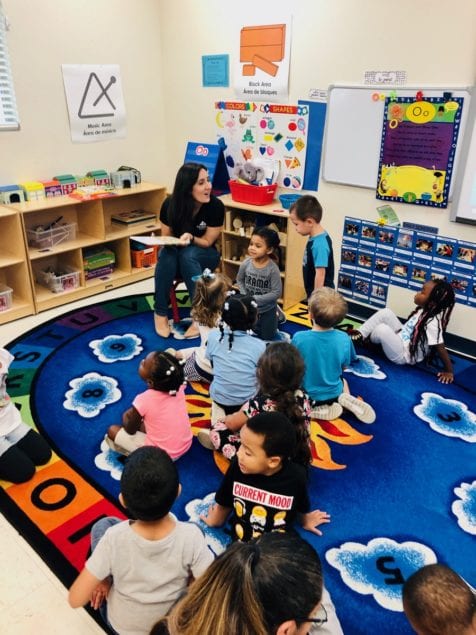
[
  {"left": 292, "top": 287, "right": 375, "bottom": 423},
  {"left": 205, "top": 294, "right": 266, "bottom": 423},
  {"left": 289, "top": 195, "right": 335, "bottom": 298}
]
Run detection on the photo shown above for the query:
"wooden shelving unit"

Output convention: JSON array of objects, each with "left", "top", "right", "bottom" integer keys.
[
  {"left": 219, "top": 195, "right": 307, "bottom": 310},
  {"left": 6, "top": 182, "right": 166, "bottom": 316},
  {"left": 0, "top": 205, "right": 35, "bottom": 324}
]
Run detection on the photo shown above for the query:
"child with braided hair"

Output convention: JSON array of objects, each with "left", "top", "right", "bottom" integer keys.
[
  {"left": 105, "top": 350, "right": 192, "bottom": 459},
  {"left": 204, "top": 294, "right": 266, "bottom": 424},
  {"left": 349, "top": 279, "right": 455, "bottom": 383},
  {"left": 198, "top": 342, "right": 311, "bottom": 465}
]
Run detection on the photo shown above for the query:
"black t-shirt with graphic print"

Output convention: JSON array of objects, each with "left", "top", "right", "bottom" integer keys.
[
  {"left": 215, "top": 457, "right": 310, "bottom": 542},
  {"left": 159, "top": 195, "right": 224, "bottom": 239}
]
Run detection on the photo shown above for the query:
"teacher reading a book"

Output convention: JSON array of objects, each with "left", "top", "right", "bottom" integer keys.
[{"left": 154, "top": 162, "right": 224, "bottom": 339}]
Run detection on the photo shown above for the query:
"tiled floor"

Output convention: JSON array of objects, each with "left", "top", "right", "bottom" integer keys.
[{"left": 0, "top": 279, "right": 152, "bottom": 634}]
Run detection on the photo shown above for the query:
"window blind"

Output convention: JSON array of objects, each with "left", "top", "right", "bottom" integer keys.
[{"left": 0, "top": 2, "right": 19, "bottom": 130}]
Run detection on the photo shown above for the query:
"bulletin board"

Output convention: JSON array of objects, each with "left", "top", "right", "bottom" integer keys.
[
  {"left": 322, "top": 85, "right": 472, "bottom": 192},
  {"left": 450, "top": 92, "right": 476, "bottom": 224}
]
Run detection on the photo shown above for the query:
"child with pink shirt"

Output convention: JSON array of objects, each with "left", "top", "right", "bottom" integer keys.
[{"left": 105, "top": 351, "right": 192, "bottom": 460}]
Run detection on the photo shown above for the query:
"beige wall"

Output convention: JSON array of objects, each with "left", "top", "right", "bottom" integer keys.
[
  {"left": 1, "top": 0, "right": 166, "bottom": 184},
  {"left": 2, "top": 0, "right": 475, "bottom": 338}
]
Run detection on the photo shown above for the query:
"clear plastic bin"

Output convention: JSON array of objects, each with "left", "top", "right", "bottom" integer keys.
[
  {"left": 27, "top": 222, "right": 77, "bottom": 249},
  {"left": 0, "top": 284, "right": 13, "bottom": 311},
  {"left": 37, "top": 266, "right": 80, "bottom": 293}
]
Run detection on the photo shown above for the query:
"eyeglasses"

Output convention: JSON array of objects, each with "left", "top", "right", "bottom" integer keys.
[{"left": 296, "top": 604, "right": 328, "bottom": 629}]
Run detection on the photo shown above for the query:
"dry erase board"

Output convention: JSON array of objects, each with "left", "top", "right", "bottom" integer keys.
[
  {"left": 451, "top": 92, "right": 476, "bottom": 224},
  {"left": 322, "top": 85, "right": 472, "bottom": 191}
]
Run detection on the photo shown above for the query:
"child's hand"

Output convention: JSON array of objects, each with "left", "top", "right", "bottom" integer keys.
[
  {"left": 301, "top": 509, "right": 331, "bottom": 536},
  {"left": 90, "top": 579, "right": 111, "bottom": 610},
  {"left": 437, "top": 371, "right": 454, "bottom": 384},
  {"left": 199, "top": 503, "right": 229, "bottom": 527}
]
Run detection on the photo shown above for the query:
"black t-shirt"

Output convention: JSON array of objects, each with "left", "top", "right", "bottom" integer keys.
[
  {"left": 215, "top": 458, "right": 310, "bottom": 541},
  {"left": 159, "top": 195, "right": 224, "bottom": 239}
]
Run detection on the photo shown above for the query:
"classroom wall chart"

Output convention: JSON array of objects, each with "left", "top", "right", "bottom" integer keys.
[
  {"left": 215, "top": 100, "right": 309, "bottom": 189},
  {"left": 337, "top": 216, "right": 476, "bottom": 308},
  {"left": 376, "top": 95, "right": 464, "bottom": 208}
]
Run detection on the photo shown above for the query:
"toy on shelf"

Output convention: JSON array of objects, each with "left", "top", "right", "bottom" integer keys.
[
  {"left": 41, "top": 180, "right": 63, "bottom": 198},
  {"left": 117, "top": 165, "right": 141, "bottom": 184},
  {"left": 53, "top": 174, "right": 78, "bottom": 195},
  {"left": 234, "top": 160, "right": 265, "bottom": 186},
  {"left": 0, "top": 184, "right": 25, "bottom": 204},
  {"left": 20, "top": 181, "right": 46, "bottom": 201},
  {"left": 87, "top": 170, "right": 111, "bottom": 186}
]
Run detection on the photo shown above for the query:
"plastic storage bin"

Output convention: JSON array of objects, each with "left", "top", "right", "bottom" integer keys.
[
  {"left": 131, "top": 244, "right": 159, "bottom": 268},
  {"left": 279, "top": 193, "right": 303, "bottom": 209},
  {"left": 37, "top": 266, "right": 81, "bottom": 294},
  {"left": 27, "top": 221, "right": 77, "bottom": 249},
  {"left": 0, "top": 285, "right": 13, "bottom": 312},
  {"left": 229, "top": 180, "right": 277, "bottom": 206}
]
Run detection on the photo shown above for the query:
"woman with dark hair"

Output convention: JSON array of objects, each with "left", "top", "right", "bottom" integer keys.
[
  {"left": 153, "top": 163, "right": 224, "bottom": 338},
  {"left": 151, "top": 532, "right": 327, "bottom": 635}
]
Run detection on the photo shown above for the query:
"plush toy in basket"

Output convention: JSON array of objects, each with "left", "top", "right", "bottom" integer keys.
[{"left": 233, "top": 160, "right": 265, "bottom": 186}]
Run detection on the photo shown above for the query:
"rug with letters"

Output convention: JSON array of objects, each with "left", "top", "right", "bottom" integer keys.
[{"left": 1, "top": 292, "right": 475, "bottom": 635}]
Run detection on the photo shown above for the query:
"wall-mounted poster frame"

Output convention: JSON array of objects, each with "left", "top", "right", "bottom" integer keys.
[
  {"left": 376, "top": 95, "right": 464, "bottom": 208},
  {"left": 322, "top": 85, "right": 472, "bottom": 192}
]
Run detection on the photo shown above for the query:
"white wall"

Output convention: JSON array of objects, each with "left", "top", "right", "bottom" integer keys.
[
  {"left": 1, "top": 0, "right": 167, "bottom": 184},
  {"left": 2, "top": 0, "right": 475, "bottom": 339}
]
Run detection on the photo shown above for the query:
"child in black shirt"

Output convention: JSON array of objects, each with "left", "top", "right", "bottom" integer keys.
[{"left": 201, "top": 411, "right": 330, "bottom": 542}]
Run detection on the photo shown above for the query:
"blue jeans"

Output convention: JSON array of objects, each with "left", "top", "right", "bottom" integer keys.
[{"left": 153, "top": 245, "right": 220, "bottom": 316}]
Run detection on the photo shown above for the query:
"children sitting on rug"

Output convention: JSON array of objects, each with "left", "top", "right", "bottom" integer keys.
[
  {"left": 0, "top": 348, "right": 52, "bottom": 483},
  {"left": 175, "top": 269, "right": 231, "bottom": 383},
  {"left": 69, "top": 446, "right": 213, "bottom": 635},
  {"left": 292, "top": 287, "right": 376, "bottom": 423},
  {"left": 198, "top": 342, "right": 311, "bottom": 465},
  {"left": 201, "top": 412, "right": 330, "bottom": 541},
  {"left": 205, "top": 294, "right": 266, "bottom": 424},
  {"left": 349, "top": 279, "right": 456, "bottom": 384},
  {"left": 105, "top": 350, "right": 192, "bottom": 459},
  {"left": 402, "top": 563, "right": 476, "bottom": 635},
  {"left": 236, "top": 226, "right": 283, "bottom": 341},
  {"left": 289, "top": 195, "right": 335, "bottom": 296}
]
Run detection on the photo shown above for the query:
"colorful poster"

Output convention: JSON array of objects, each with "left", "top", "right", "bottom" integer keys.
[
  {"left": 376, "top": 96, "right": 464, "bottom": 207},
  {"left": 215, "top": 101, "right": 308, "bottom": 189},
  {"left": 234, "top": 21, "right": 291, "bottom": 103},
  {"left": 340, "top": 216, "right": 476, "bottom": 307}
]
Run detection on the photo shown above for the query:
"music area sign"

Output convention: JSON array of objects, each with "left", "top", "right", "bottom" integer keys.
[{"left": 62, "top": 64, "right": 127, "bottom": 143}]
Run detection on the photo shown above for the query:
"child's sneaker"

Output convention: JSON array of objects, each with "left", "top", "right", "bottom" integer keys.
[
  {"left": 277, "top": 305, "right": 287, "bottom": 324},
  {"left": 311, "top": 402, "right": 343, "bottom": 421},
  {"left": 347, "top": 329, "right": 363, "bottom": 343},
  {"left": 338, "top": 393, "right": 376, "bottom": 424},
  {"left": 104, "top": 434, "right": 130, "bottom": 456},
  {"left": 197, "top": 430, "right": 214, "bottom": 450}
]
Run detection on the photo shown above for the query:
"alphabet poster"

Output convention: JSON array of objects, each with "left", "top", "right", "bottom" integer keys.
[
  {"left": 376, "top": 95, "right": 464, "bottom": 207},
  {"left": 215, "top": 100, "right": 308, "bottom": 189}
]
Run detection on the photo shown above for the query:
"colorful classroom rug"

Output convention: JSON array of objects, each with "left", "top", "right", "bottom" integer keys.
[{"left": 1, "top": 293, "right": 475, "bottom": 635}]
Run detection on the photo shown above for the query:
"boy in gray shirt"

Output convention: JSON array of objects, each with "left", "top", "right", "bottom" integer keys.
[{"left": 68, "top": 447, "right": 213, "bottom": 635}]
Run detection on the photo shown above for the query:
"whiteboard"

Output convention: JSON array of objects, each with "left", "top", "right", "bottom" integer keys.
[
  {"left": 322, "top": 85, "right": 472, "bottom": 191},
  {"left": 451, "top": 93, "right": 476, "bottom": 223}
]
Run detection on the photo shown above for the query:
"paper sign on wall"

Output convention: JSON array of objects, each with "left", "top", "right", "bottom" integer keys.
[{"left": 62, "top": 64, "right": 127, "bottom": 143}]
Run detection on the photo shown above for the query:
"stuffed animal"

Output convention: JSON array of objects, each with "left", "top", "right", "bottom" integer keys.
[{"left": 234, "top": 161, "right": 265, "bottom": 186}]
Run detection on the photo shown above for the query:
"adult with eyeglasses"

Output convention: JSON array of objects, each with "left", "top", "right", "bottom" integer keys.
[{"left": 150, "top": 531, "right": 342, "bottom": 635}]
